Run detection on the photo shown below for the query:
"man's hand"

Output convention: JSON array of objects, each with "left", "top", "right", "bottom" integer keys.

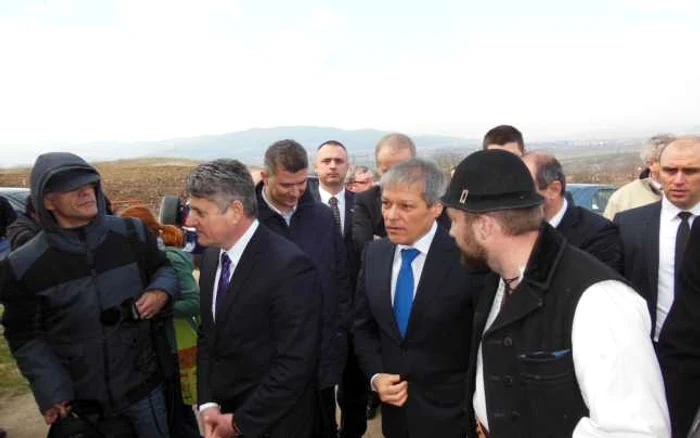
[
  {"left": 43, "top": 401, "right": 70, "bottom": 424},
  {"left": 135, "top": 290, "right": 169, "bottom": 319},
  {"left": 374, "top": 373, "right": 408, "bottom": 407},
  {"left": 211, "top": 413, "right": 240, "bottom": 438},
  {"left": 200, "top": 405, "right": 221, "bottom": 438}
]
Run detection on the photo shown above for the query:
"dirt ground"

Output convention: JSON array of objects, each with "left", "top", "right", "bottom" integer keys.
[{"left": 0, "top": 393, "right": 48, "bottom": 438}]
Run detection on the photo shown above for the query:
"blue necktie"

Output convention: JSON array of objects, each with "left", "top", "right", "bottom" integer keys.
[
  {"left": 394, "top": 248, "right": 420, "bottom": 338},
  {"left": 215, "top": 252, "right": 232, "bottom": 318}
]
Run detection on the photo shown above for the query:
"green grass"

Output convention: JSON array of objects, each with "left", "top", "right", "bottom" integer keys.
[{"left": 0, "top": 305, "right": 31, "bottom": 398}]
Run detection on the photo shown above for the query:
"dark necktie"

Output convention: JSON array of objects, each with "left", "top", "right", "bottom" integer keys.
[
  {"left": 675, "top": 211, "right": 692, "bottom": 293},
  {"left": 394, "top": 248, "right": 420, "bottom": 338},
  {"left": 329, "top": 196, "right": 342, "bottom": 234},
  {"left": 215, "top": 252, "right": 232, "bottom": 318}
]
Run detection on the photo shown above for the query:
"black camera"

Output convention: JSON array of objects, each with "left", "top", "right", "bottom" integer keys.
[{"left": 99, "top": 298, "right": 141, "bottom": 326}]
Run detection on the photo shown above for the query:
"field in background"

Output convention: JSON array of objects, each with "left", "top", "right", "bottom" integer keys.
[{"left": 0, "top": 150, "right": 642, "bottom": 210}]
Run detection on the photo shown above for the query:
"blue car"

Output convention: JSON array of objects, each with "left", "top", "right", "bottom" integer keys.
[{"left": 567, "top": 183, "right": 616, "bottom": 215}]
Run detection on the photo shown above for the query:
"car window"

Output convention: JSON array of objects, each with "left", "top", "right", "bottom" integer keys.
[{"left": 591, "top": 188, "right": 615, "bottom": 214}]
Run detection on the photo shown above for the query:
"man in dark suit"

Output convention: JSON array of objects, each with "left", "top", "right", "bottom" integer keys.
[
  {"left": 185, "top": 159, "right": 321, "bottom": 438},
  {"left": 257, "top": 140, "right": 351, "bottom": 438},
  {"left": 523, "top": 151, "right": 623, "bottom": 273},
  {"left": 615, "top": 137, "right": 700, "bottom": 345},
  {"left": 309, "top": 140, "right": 357, "bottom": 272},
  {"left": 353, "top": 158, "right": 481, "bottom": 438},
  {"left": 660, "top": 218, "right": 700, "bottom": 438},
  {"left": 307, "top": 140, "right": 368, "bottom": 438}
]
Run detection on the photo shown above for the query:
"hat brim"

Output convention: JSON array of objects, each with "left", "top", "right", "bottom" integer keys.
[
  {"left": 46, "top": 171, "right": 100, "bottom": 193},
  {"left": 441, "top": 192, "right": 544, "bottom": 213}
]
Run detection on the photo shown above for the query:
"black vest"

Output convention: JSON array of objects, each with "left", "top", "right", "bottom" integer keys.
[{"left": 468, "top": 223, "right": 626, "bottom": 438}]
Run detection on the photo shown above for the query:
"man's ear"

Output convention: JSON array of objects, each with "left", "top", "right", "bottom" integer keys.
[
  {"left": 548, "top": 180, "right": 564, "bottom": 199},
  {"left": 430, "top": 202, "right": 444, "bottom": 219}
]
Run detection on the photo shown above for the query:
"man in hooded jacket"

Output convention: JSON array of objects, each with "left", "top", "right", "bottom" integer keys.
[{"left": 1, "top": 152, "right": 179, "bottom": 438}]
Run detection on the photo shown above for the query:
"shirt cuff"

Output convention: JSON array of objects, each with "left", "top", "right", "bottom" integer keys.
[
  {"left": 198, "top": 402, "right": 220, "bottom": 413},
  {"left": 370, "top": 373, "right": 380, "bottom": 392}
]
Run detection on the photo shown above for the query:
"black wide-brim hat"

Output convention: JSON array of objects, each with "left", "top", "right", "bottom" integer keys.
[{"left": 441, "top": 149, "right": 543, "bottom": 213}]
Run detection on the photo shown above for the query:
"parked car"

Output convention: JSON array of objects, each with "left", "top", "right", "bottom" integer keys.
[
  {"left": 567, "top": 183, "right": 615, "bottom": 215},
  {"left": 0, "top": 187, "right": 30, "bottom": 213}
]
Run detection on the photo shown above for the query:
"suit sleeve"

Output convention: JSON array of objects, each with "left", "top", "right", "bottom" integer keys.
[
  {"left": 352, "top": 193, "right": 376, "bottom": 256},
  {"left": 351, "top": 247, "right": 384, "bottom": 381},
  {"left": 582, "top": 220, "right": 624, "bottom": 274},
  {"left": 334, "top": 225, "right": 352, "bottom": 335},
  {"left": 235, "top": 255, "right": 322, "bottom": 437},
  {"left": 1, "top": 260, "right": 74, "bottom": 413},
  {"left": 658, "top": 222, "right": 700, "bottom": 438}
]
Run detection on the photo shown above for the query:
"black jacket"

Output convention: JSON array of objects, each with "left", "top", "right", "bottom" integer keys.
[
  {"left": 614, "top": 201, "right": 662, "bottom": 329},
  {"left": 197, "top": 224, "right": 321, "bottom": 438},
  {"left": 257, "top": 183, "right": 352, "bottom": 388},
  {"left": 556, "top": 200, "right": 623, "bottom": 273},
  {"left": 1, "top": 152, "right": 178, "bottom": 414},
  {"left": 353, "top": 226, "right": 481, "bottom": 438},
  {"left": 659, "top": 219, "right": 700, "bottom": 438},
  {"left": 467, "top": 223, "right": 627, "bottom": 438}
]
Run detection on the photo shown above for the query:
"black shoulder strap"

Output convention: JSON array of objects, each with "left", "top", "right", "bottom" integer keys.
[{"left": 124, "top": 218, "right": 148, "bottom": 288}]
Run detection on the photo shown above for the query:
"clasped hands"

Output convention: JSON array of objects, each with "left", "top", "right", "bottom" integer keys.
[
  {"left": 200, "top": 406, "right": 240, "bottom": 438},
  {"left": 374, "top": 373, "right": 408, "bottom": 407}
]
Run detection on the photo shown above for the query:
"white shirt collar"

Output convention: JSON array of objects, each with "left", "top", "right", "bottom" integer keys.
[
  {"left": 548, "top": 197, "right": 568, "bottom": 228},
  {"left": 261, "top": 186, "right": 297, "bottom": 225},
  {"left": 220, "top": 219, "right": 259, "bottom": 266},
  {"left": 396, "top": 221, "right": 438, "bottom": 255},
  {"left": 318, "top": 185, "right": 345, "bottom": 204},
  {"left": 661, "top": 196, "right": 700, "bottom": 222}
]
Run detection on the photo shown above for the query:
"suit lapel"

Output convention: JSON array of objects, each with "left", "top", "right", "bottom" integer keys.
[
  {"left": 644, "top": 202, "right": 662, "bottom": 300},
  {"left": 215, "top": 227, "right": 263, "bottom": 331},
  {"left": 344, "top": 191, "right": 355, "bottom": 240},
  {"left": 372, "top": 241, "right": 402, "bottom": 342},
  {"left": 405, "top": 228, "right": 456, "bottom": 338}
]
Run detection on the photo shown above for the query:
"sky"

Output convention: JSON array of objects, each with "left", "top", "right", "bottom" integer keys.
[{"left": 0, "top": 0, "right": 699, "bottom": 157}]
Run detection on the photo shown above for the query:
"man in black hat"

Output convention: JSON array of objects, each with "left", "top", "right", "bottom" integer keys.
[
  {"left": 1, "top": 152, "right": 178, "bottom": 437},
  {"left": 443, "top": 150, "right": 670, "bottom": 438}
]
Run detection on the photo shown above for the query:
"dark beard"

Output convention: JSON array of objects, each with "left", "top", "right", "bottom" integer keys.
[{"left": 459, "top": 245, "right": 489, "bottom": 272}]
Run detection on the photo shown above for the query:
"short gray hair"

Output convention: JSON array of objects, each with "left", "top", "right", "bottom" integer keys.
[
  {"left": 380, "top": 158, "right": 446, "bottom": 206},
  {"left": 641, "top": 134, "right": 675, "bottom": 163},
  {"left": 186, "top": 159, "right": 257, "bottom": 217}
]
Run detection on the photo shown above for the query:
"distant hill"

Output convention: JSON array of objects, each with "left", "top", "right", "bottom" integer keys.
[{"left": 146, "top": 126, "right": 479, "bottom": 165}]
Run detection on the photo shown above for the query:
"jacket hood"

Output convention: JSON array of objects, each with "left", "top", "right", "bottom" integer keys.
[{"left": 30, "top": 152, "right": 108, "bottom": 251}]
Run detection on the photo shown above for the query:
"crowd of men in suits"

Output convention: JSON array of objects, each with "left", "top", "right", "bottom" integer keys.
[{"left": 3, "top": 126, "right": 700, "bottom": 438}]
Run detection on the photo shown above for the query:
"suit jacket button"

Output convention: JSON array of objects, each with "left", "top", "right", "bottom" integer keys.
[
  {"left": 511, "top": 410, "right": 521, "bottom": 421},
  {"left": 503, "top": 336, "right": 513, "bottom": 347},
  {"left": 503, "top": 375, "right": 513, "bottom": 386}
]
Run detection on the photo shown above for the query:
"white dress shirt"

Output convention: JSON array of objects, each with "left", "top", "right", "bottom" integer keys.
[
  {"left": 318, "top": 185, "right": 347, "bottom": 234},
  {"left": 474, "top": 279, "right": 671, "bottom": 437},
  {"left": 199, "top": 219, "right": 259, "bottom": 412},
  {"left": 261, "top": 186, "right": 296, "bottom": 226},
  {"left": 389, "top": 221, "right": 438, "bottom": 305},
  {"left": 549, "top": 198, "right": 568, "bottom": 228},
  {"left": 370, "top": 221, "right": 438, "bottom": 390},
  {"left": 211, "top": 219, "right": 259, "bottom": 320},
  {"left": 655, "top": 197, "right": 700, "bottom": 340}
]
